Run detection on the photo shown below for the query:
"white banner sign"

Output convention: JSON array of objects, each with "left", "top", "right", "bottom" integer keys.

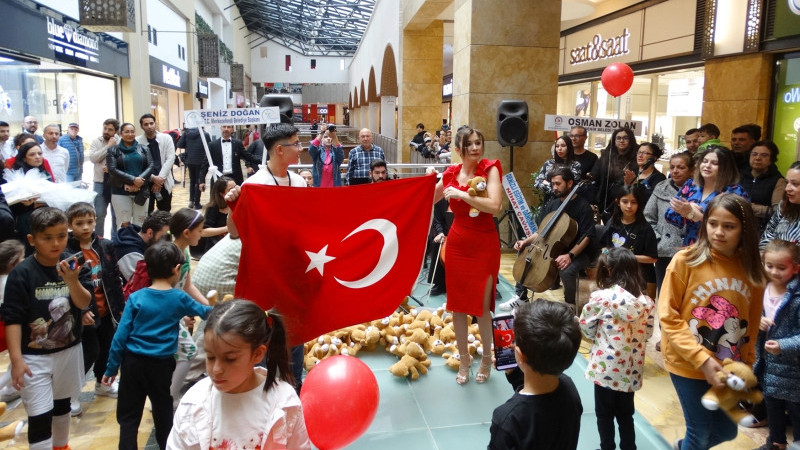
[
  {"left": 184, "top": 107, "right": 280, "bottom": 127},
  {"left": 544, "top": 114, "right": 643, "bottom": 135},
  {"left": 501, "top": 173, "right": 537, "bottom": 238}
]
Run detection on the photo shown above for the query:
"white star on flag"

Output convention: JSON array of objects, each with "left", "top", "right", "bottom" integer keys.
[{"left": 305, "top": 245, "right": 336, "bottom": 275}]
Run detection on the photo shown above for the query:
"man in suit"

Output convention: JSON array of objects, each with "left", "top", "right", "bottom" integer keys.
[
  {"left": 137, "top": 114, "right": 176, "bottom": 213},
  {"left": 203, "top": 124, "right": 249, "bottom": 186}
]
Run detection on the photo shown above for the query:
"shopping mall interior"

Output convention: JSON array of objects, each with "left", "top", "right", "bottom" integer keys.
[{"left": 1, "top": 0, "right": 800, "bottom": 448}]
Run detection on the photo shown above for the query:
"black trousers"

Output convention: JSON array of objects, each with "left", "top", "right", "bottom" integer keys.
[
  {"left": 654, "top": 256, "right": 673, "bottom": 297},
  {"left": 765, "top": 394, "right": 800, "bottom": 445},
  {"left": 81, "top": 314, "right": 115, "bottom": 380},
  {"left": 595, "top": 384, "right": 636, "bottom": 450},
  {"left": 147, "top": 185, "right": 172, "bottom": 214},
  {"left": 187, "top": 164, "right": 203, "bottom": 204},
  {"left": 117, "top": 352, "right": 176, "bottom": 450}
]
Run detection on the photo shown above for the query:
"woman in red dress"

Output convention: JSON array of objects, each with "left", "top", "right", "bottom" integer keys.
[{"left": 433, "top": 127, "right": 503, "bottom": 385}]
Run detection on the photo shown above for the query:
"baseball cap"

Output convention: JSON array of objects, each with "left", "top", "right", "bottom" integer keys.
[
  {"left": 68, "top": 122, "right": 79, "bottom": 128},
  {"left": 424, "top": 137, "right": 432, "bottom": 142}
]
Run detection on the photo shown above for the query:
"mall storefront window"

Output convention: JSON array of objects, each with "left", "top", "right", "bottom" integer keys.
[
  {"left": 557, "top": 67, "right": 704, "bottom": 155},
  {"left": 0, "top": 2, "right": 127, "bottom": 135},
  {"left": 0, "top": 59, "right": 116, "bottom": 134},
  {"left": 557, "top": 0, "right": 702, "bottom": 160}
]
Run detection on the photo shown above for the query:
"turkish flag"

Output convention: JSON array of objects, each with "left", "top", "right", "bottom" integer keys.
[{"left": 233, "top": 176, "right": 436, "bottom": 345}]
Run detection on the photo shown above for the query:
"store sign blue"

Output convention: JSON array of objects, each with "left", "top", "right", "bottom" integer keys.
[
  {"left": 46, "top": 16, "right": 101, "bottom": 64},
  {"left": 0, "top": 1, "right": 129, "bottom": 77}
]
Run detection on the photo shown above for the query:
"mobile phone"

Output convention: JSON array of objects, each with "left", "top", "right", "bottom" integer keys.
[
  {"left": 492, "top": 314, "right": 517, "bottom": 370},
  {"left": 328, "top": 124, "right": 336, "bottom": 132},
  {"left": 64, "top": 251, "right": 86, "bottom": 270}
]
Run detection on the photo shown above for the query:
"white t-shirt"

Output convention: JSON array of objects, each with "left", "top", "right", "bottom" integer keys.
[
  {"left": 42, "top": 144, "right": 70, "bottom": 183},
  {"left": 0, "top": 140, "right": 15, "bottom": 161},
  {"left": 168, "top": 367, "right": 310, "bottom": 449},
  {"left": 244, "top": 167, "right": 307, "bottom": 187}
]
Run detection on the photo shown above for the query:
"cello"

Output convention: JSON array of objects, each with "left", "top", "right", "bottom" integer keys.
[{"left": 512, "top": 178, "right": 589, "bottom": 292}]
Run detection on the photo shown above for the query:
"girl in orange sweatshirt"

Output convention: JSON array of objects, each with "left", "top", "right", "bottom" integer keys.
[{"left": 658, "top": 193, "right": 765, "bottom": 450}]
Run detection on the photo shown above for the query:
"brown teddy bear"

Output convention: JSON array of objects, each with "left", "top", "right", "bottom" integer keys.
[
  {"left": 466, "top": 176, "right": 488, "bottom": 217},
  {"left": 701, "top": 358, "right": 763, "bottom": 425}
]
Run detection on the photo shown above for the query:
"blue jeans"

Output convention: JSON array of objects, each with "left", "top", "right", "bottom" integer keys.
[{"left": 670, "top": 373, "right": 738, "bottom": 449}]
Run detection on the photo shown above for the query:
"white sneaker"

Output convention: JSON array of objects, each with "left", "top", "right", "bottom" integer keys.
[
  {"left": 70, "top": 399, "right": 83, "bottom": 417},
  {"left": 498, "top": 295, "right": 526, "bottom": 311},
  {"left": 95, "top": 379, "right": 119, "bottom": 398}
]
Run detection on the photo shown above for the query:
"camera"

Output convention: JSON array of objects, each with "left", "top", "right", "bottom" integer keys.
[{"left": 328, "top": 124, "right": 336, "bottom": 132}]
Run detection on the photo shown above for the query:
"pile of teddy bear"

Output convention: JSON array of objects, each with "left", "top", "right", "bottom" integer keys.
[{"left": 303, "top": 301, "right": 486, "bottom": 380}]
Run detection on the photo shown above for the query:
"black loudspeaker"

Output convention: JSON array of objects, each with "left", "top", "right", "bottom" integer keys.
[
  {"left": 497, "top": 100, "right": 529, "bottom": 147},
  {"left": 259, "top": 95, "right": 294, "bottom": 124}
]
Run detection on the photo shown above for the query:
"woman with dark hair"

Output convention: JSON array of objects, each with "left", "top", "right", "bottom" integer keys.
[
  {"left": 761, "top": 161, "right": 800, "bottom": 251},
  {"left": 625, "top": 142, "right": 666, "bottom": 204},
  {"left": 4, "top": 137, "right": 56, "bottom": 181},
  {"left": 10, "top": 142, "right": 54, "bottom": 182},
  {"left": 741, "top": 140, "right": 786, "bottom": 231},
  {"left": 7, "top": 142, "right": 54, "bottom": 253},
  {"left": 590, "top": 127, "right": 639, "bottom": 222},
  {"left": 190, "top": 176, "right": 235, "bottom": 258},
  {"left": 533, "top": 135, "right": 582, "bottom": 204},
  {"left": 665, "top": 145, "right": 747, "bottom": 246},
  {"left": 107, "top": 123, "right": 154, "bottom": 227},
  {"left": 599, "top": 184, "right": 658, "bottom": 298}
]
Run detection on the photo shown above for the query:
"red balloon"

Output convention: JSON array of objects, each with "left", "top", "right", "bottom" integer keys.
[
  {"left": 601, "top": 63, "right": 634, "bottom": 97},
  {"left": 300, "top": 355, "right": 379, "bottom": 449}
]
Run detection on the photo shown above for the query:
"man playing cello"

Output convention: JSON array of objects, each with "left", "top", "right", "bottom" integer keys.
[{"left": 514, "top": 167, "right": 595, "bottom": 314}]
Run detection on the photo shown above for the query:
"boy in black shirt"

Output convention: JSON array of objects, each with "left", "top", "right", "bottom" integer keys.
[
  {"left": 489, "top": 299, "right": 583, "bottom": 450},
  {"left": 1, "top": 207, "right": 92, "bottom": 450}
]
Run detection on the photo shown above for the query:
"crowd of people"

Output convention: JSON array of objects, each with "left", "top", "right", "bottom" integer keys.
[{"left": 0, "top": 114, "right": 798, "bottom": 450}]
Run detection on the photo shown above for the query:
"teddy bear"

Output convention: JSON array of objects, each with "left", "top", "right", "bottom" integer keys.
[
  {"left": 701, "top": 358, "right": 763, "bottom": 425},
  {"left": 388, "top": 354, "right": 431, "bottom": 380},
  {"left": 466, "top": 176, "right": 488, "bottom": 217},
  {"left": 0, "top": 402, "right": 24, "bottom": 442}
]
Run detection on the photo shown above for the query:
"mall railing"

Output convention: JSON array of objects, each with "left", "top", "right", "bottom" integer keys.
[{"left": 288, "top": 163, "right": 451, "bottom": 181}]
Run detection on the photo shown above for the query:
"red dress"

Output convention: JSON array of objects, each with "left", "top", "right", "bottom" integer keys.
[{"left": 442, "top": 159, "right": 502, "bottom": 317}]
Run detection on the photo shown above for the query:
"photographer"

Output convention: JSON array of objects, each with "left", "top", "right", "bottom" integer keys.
[{"left": 308, "top": 124, "right": 344, "bottom": 187}]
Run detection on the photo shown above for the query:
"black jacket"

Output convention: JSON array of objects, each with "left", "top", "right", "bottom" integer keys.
[
  {"left": 203, "top": 137, "right": 249, "bottom": 185},
  {"left": 176, "top": 128, "right": 212, "bottom": 166},
  {"left": 740, "top": 164, "right": 783, "bottom": 208},
  {"left": 67, "top": 232, "right": 125, "bottom": 325},
  {"left": 590, "top": 147, "right": 637, "bottom": 219},
  {"left": 244, "top": 139, "right": 267, "bottom": 172},
  {"left": 106, "top": 143, "right": 154, "bottom": 190}
]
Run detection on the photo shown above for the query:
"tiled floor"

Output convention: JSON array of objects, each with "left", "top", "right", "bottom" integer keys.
[{"left": 0, "top": 161, "right": 771, "bottom": 449}]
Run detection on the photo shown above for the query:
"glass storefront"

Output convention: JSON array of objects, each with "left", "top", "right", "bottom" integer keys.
[
  {"left": 772, "top": 53, "right": 800, "bottom": 173},
  {"left": 0, "top": 58, "right": 116, "bottom": 133},
  {"left": 149, "top": 85, "right": 186, "bottom": 132},
  {"left": 557, "top": 67, "right": 704, "bottom": 157}
]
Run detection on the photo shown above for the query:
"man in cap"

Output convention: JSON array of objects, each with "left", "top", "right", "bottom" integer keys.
[{"left": 59, "top": 122, "right": 84, "bottom": 183}]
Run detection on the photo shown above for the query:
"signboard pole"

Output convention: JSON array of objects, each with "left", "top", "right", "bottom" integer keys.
[{"left": 184, "top": 107, "right": 280, "bottom": 176}]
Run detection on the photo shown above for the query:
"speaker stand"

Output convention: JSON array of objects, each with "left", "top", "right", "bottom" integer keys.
[{"left": 497, "top": 145, "right": 520, "bottom": 249}]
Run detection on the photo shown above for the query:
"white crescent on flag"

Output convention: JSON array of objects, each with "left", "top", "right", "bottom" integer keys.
[{"left": 321, "top": 218, "right": 399, "bottom": 289}]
